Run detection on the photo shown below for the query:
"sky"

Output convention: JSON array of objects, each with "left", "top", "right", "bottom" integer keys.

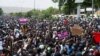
[{"left": 0, "top": 0, "right": 58, "bottom": 10}]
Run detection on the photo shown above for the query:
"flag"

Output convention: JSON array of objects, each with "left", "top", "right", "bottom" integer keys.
[{"left": 92, "top": 32, "right": 100, "bottom": 44}]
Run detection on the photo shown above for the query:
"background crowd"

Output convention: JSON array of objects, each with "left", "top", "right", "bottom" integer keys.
[{"left": 0, "top": 15, "right": 100, "bottom": 56}]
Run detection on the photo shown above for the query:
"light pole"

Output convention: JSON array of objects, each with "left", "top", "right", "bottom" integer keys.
[
  {"left": 92, "top": 0, "right": 94, "bottom": 19},
  {"left": 75, "top": 0, "right": 84, "bottom": 19},
  {"left": 34, "top": 0, "right": 35, "bottom": 10},
  {"left": 33, "top": 0, "right": 36, "bottom": 18},
  {"left": 77, "top": 4, "right": 81, "bottom": 19}
]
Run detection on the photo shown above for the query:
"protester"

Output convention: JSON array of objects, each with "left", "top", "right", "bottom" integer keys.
[{"left": 0, "top": 15, "right": 100, "bottom": 56}]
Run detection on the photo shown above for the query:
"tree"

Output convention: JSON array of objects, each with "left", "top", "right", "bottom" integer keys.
[
  {"left": 82, "top": 0, "right": 100, "bottom": 13},
  {"left": 25, "top": 11, "right": 33, "bottom": 17},
  {"left": 52, "top": 0, "right": 65, "bottom": 11},
  {"left": 10, "top": 13, "right": 17, "bottom": 16},
  {"left": 46, "top": 7, "right": 60, "bottom": 14},
  {"left": 82, "top": 0, "right": 92, "bottom": 13},
  {"left": 52, "top": 0, "right": 77, "bottom": 14},
  {"left": 15, "top": 12, "right": 24, "bottom": 17},
  {"left": 10, "top": 13, "right": 14, "bottom": 16},
  {"left": 62, "top": 4, "right": 69, "bottom": 14},
  {"left": 41, "top": 7, "right": 60, "bottom": 19},
  {"left": 0, "top": 8, "right": 3, "bottom": 15},
  {"left": 64, "top": 0, "right": 76, "bottom": 14},
  {"left": 24, "top": 7, "right": 60, "bottom": 19},
  {"left": 25, "top": 9, "right": 41, "bottom": 18},
  {"left": 52, "top": 0, "right": 100, "bottom": 15},
  {"left": 94, "top": 0, "right": 100, "bottom": 10}
]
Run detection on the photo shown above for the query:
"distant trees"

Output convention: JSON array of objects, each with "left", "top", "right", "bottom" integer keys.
[
  {"left": 40, "top": 7, "right": 60, "bottom": 19},
  {"left": 52, "top": 0, "right": 76, "bottom": 14},
  {"left": 9, "top": 7, "right": 60, "bottom": 19},
  {"left": 94, "top": 0, "right": 100, "bottom": 10},
  {"left": 16, "top": 12, "right": 24, "bottom": 17},
  {"left": 0, "top": 8, "right": 3, "bottom": 15},
  {"left": 52, "top": 0, "right": 100, "bottom": 15}
]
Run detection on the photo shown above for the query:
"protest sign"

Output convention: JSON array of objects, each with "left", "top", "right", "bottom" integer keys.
[
  {"left": 57, "top": 31, "right": 69, "bottom": 39},
  {"left": 19, "top": 18, "right": 29, "bottom": 24},
  {"left": 70, "top": 24, "right": 84, "bottom": 36}
]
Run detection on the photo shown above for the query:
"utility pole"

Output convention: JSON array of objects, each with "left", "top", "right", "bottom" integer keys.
[
  {"left": 77, "top": 4, "right": 81, "bottom": 19},
  {"left": 92, "top": 0, "right": 94, "bottom": 19},
  {"left": 34, "top": 0, "right": 35, "bottom": 10},
  {"left": 75, "top": 0, "right": 84, "bottom": 19}
]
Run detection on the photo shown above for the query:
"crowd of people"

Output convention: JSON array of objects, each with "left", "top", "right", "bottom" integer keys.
[{"left": 0, "top": 15, "right": 100, "bottom": 56}]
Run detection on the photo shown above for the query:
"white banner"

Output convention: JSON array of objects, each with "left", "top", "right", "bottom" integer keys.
[{"left": 75, "top": 0, "right": 84, "bottom": 3}]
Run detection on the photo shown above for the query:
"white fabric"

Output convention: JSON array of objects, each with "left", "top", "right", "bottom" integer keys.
[
  {"left": 82, "top": 51, "right": 86, "bottom": 55},
  {"left": 53, "top": 31, "right": 57, "bottom": 38},
  {"left": 47, "top": 47, "right": 51, "bottom": 50},
  {"left": 98, "top": 25, "right": 100, "bottom": 29},
  {"left": 60, "top": 45, "right": 64, "bottom": 54},
  {"left": 39, "top": 44, "right": 44, "bottom": 49},
  {"left": 23, "top": 42, "right": 28, "bottom": 49},
  {"left": 0, "top": 41, "right": 3, "bottom": 50},
  {"left": 89, "top": 48, "right": 94, "bottom": 51},
  {"left": 15, "top": 33, "right": 20, "bottom": 38}
]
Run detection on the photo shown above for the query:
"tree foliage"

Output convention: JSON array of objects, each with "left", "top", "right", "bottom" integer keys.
[
  {"left": 94, "top": 0, "right": 100, "bottom": 9},
  {"left": 11, "top": 7, "right": 59, "bottom": 19},
  {"left": 52, "top": 0, "right": 77, "bottom": 14},
  {"left": 15, "top": 12, "right": 24, "bottom": 17},
  {"left": 52, "top": 0, "right": 100, "bottom": 15},
  {"left": 40, "top": 7, "right": 59, "bottom": 19},
  {"left": 0, "top": 8, "right": 3, "bottom": 15}
]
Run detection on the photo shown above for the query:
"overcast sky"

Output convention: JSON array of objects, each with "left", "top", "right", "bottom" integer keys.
[{"left": 0, "top": 0, "right": 58, "bottom": 9}]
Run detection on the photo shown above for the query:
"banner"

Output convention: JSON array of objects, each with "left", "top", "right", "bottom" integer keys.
[
  {"left": 70, "top": 24, "right": 84, "bottom": 36},
  {"left": 19, "top": 18, "right": 29, "bottom": 24},
  {"left": 92, "top": 32, "right": 100, "bottom": 44},
  {"left": 57, "top": 31, "right": 69, "bottom": 39}
]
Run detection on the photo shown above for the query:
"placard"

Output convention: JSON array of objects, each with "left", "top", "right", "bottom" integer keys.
[
  {"left": 70, "top": 24, "right": 84, "bottom": 36},
  {"left": 57, "top": 31, "right": 69, "bottom": 39},
  {"left": 19, "top": 18, "right": 29, "bottom": 24}
]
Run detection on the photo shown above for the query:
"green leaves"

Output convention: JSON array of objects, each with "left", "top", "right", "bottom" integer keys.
[
  {"left": 40, "top": 7, "right": 60, "bottom": 19},
  {"left": 0, "top": 8, "right": 3, "bottom": 15},
  {"left": 94, "top": 0, "right": 100, "bottom": 8},
  {"left": 15, "top": 12, "right": 24, "bottom": 17},
  {"left": 11, "top": 7, "right": 59, "bottom": 19},
  {"left": 52, "top": 0, "right": 58, "bottom": 3},
  {"left": 52, "top": 0, "right": 100, "bottom": 15},
  {"left": 82, "top": 0, "right": 91, "bottom": 7}
]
